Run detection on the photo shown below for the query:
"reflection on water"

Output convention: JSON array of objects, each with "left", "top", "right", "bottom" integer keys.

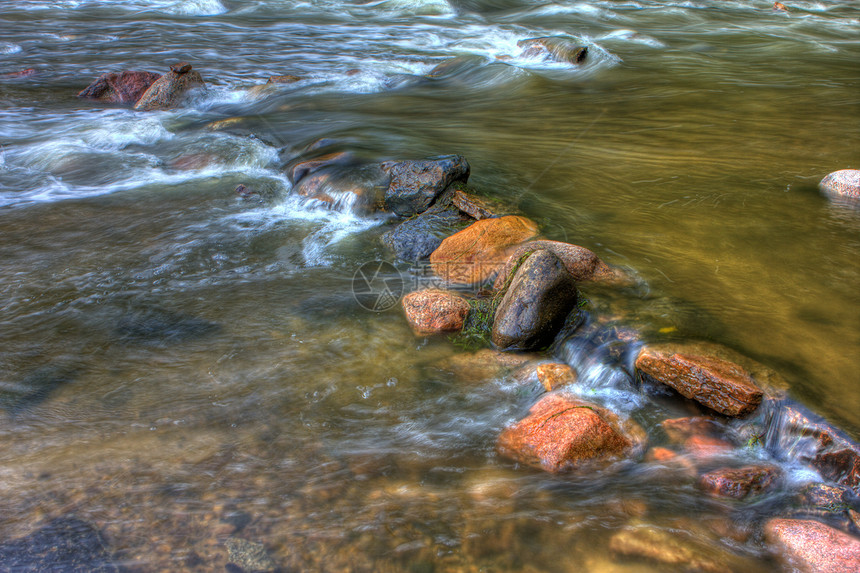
[{"left": 0, "top": 0, "right": 858, "bottom": 569}]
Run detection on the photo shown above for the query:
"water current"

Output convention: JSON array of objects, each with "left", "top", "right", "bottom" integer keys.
[{"left": 0, "top": 0, "right": 858, "bottom": 570}]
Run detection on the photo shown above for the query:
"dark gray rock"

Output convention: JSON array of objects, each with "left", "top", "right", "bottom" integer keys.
[
  {"left": 383, "top": 155, "right": 470, "bottom": 216},
  {"left": 381, "top": 203, "right": 471, "bottom": 261},
  {"left": 0, "top": 516, "right": 119, "bottom": 572},
  {"left": 492, "top": 249, "right": 579, "bottom": 351}
]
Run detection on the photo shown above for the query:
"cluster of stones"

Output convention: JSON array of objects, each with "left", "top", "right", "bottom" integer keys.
[
  {"left": 319, "top": 153, "right": 860, "bottom": 571},
  {"left": 77, "top": 62, "right": 206, "bottom": 111}
]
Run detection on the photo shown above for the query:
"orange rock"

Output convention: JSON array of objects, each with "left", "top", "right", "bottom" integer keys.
[
  {"left": 646, "top": 447, "right": 678, "bottom": 462},
  {"left": 429, "top": 216, "right": 539, "bottom": 285},
  {"left": 764, "top": 518, "right": 860, "bottom": 573},
  {"left": 661, "top": 416, "right": 727, "bottom": 444},
  {"left": 773, "top": 2, "right": 788, "bottom": 11},
  {"left": 636, "top": 346, "right": 763, "bottom": 417},
  {"left": 535, "top": 363, "right": 577, "bottom": 391},
  {"left": 496, "top": 393, "right": 639, "bottom": 473},
  {"left": 401, "top": 289, "right": 470, "bottom": 336}
]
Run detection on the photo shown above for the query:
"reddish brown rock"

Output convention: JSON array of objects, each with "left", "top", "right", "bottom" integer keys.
[
  {"left": 820, "top": 169, "right": 860, "bottom": 201},
  {"left": 535, "top": 363, "right": 577, "bottom": 391},
  {"left": 134, "top": 64, "right": 205, "bottom": 111},
  {"left": 636, "top": 345, "right": 763, "bottom": 417},
  {"left": 286, "top": 152, "right": 355, "bottom": 184},
  {"left": 3, "top": 68, "right": 37, "bottom": 79},
  {"left": 700, "top": 465, "right": 781, "bottom": 499},
  {"left": 491, "top": 249, "right": 579, "bottom": 351},
  {"left": 764, "top": 518, "right": 860, "bottom": 573},
  {"left": 402, "top": 289, "right": 470, "bottom": 336},
  {"left": 496, "top": 393, "right": 640, "bottom": 473},
  {"left": 493, "top": 240, "right": 622, "bottom": 290},
  {"left": 170, "top": 62, "right": 192, "bottom": 74},
  {"left": 430, "top": 216, "right": 539, "bottom": 285},
  {"left": 773, "top": 1, "right": 789, "bottom": 10},
  {"left": 662, "top": 416, "right": 728, "bottom": 444},
  {"left": 77, "top": 70, "right": 161, "bottom": 104},
  {"left": 268, "top": 75, "right": 301, "bottom": 84}
]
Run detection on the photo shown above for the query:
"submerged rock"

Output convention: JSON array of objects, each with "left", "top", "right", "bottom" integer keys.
[
  {"left": 286, "top": 151, "right": 355, "bottom": 185},
  {"left": 429, "top": 215, "right": 539, "bottom": 285},
  {"left": 517, "top": 37, "right": 588, "bottom": 64},
  {"left": 0, "top": 516, "right": 119, "bottom": 572},
  {"left": 3, "top": 68, "right": 37, "bottom": 79},
  {"left": 77, "top": 70, "right": 162, "bottom": 104},
  {"left": 0, "top": 363, "right": 81, "bottom": 414},
  {"left": 293, "top": 163, "right": 389, "bottom": 213},
  {"left": 608, "top": 524, "right": 732, "bottom": 573},
  {"left": 134, "top": 62, "right": 205, "bottom": 111},
  {"left": 383, "top": 155, "right": 470, "bottom": 216},
  {"left": 224, "top": 538, "right": 277, "bottom": 572},
  {"left": 764, "top": 518, "right": 860, "bottom": 573},
  {"left": 492, "top": 249, "right": 579, "bottom": 351},
  {"left": 699, "top": 465, "right": 781, "bottom": 499},
  {"left": 635, "top": 344, "right": 764, "bottom": 417},
  {"left": 496, "top": 393, "right": 640, "bottom": 473},
  {"left": 402, "top": 289, "right": 470, "bottom": 336},
  {"left": 381, "top": 203, "right": 471, "bottom": 261},
  {"left": 115, "top": 306, "right": 220, "bottom": 345},
  {"left": 434, "top": 348, "right": 536, "bottom": 383},
  {"left": 535, "top": 362, "right": 577, "bottom": 391},
  {"left": 493, "top": 240, "right": 622, "bottom": 290},
  {"left": 820, "top": 169, "right": 860, "bottom": 201},
  {"left": 661, "top": 416, "right": 730, "bottom": 444}
]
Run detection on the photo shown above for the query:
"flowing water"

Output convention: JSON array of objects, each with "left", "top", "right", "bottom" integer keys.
[{"left": 1, "top": 0, "right": 859, "bottom": 570}]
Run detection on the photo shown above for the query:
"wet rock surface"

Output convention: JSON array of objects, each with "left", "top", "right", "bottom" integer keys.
[
  {"left": 493, "top": 240, "right": 621, "bottom": 290},
  {"left": 764, "top": 518, "right": 860, "bottom": 573},
  {"left": 434, "top": 348, "right": 537, "bottom": 382},
  {"left": 286, "top": 151, "right": 355, "bottom": 185},
  {"left": 517, "top": 37, "right": 588, "bottom": 64},
  {"left": 381, "top": 203, "right": 471, "bottom": 261},
  {"left": 699, "top": 465, "right": 781, "bottom": 499},
  {"left": 535, "top": 362, "right": 577, "bottom": 391},
  {"left": 636, "top": 345, "right": 764, "bottom": 417},
  {"left": 77, "top": 70, "right": 162, "bottom": 104},
  {"left": 496, "top": 393, "right": 639, "bottom": 473},
  {"left": 224, "top": 538, "right": 277, "bottom": 572},
  {"left": 134, "top": 63, "right": 205, "bottom": 111},
  {"left": 450, "top": 187, "right": 513, "bottom": 220},
  {"left": 492, "top": 249, "right": 579, "bottom": 351},
  {"left": 763, "top": 401, "right": 860, "bottom": 489},
  {"left": 430, "top": 215, "right": 539, "bottom": 285},
  {"left": 820, "top": 169, "right": 860, "bottom": 200},
  {"left": 383, "top": 155, "right": 470, "bottom": 216},
  {"left": 402, "top": 289, "right": 470, "bottom": 336},
  {"left": 292, "top": 163, "right": 389, "bottom": 213},
  {"left": 0, "top": 516, "right": 119, "bottom": 572},
  {"left": 662, "top": 416, "right": 731, "bottom": 444}
]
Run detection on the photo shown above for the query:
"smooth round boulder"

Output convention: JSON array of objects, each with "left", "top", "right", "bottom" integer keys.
[
  {"left": 491, "top": 249, "right": 578, "bottom": 351},
  {"left": 383, "top": 155, "right": 470, "bottom": 216},
  {"left": 820, "top": 169, "right": 860, "bottom": 200},
  {"left": 493, "top": 240, "right": 622, "bottom": 290},
  {"left": 764, "top": 518, "right": 860, "bottom": 573}
]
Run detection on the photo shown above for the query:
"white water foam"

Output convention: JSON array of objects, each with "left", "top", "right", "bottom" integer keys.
[{"left": 0, "top": 43, "right": 23, "bottom": 55}]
